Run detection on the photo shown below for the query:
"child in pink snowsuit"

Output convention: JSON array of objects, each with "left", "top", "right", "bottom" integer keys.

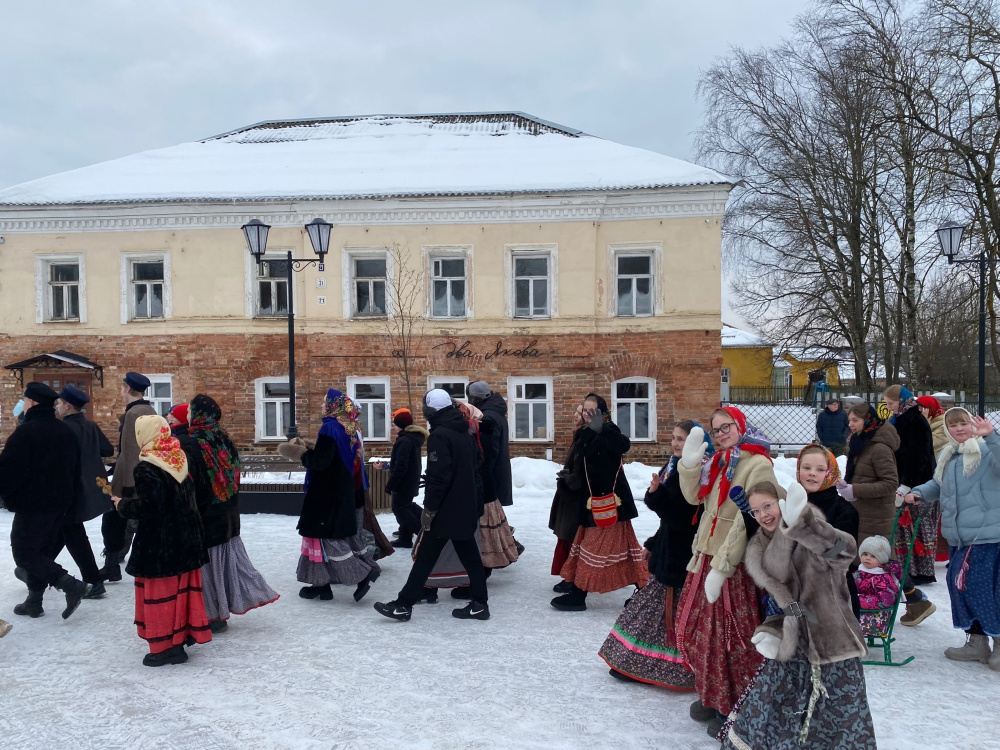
[{"left": 854, "top": 535, "right": 901, "bottom": 637}]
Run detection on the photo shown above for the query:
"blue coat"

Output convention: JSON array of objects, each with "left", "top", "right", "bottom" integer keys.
[
  {"left": 816, "top": 406, "right": 850, "bottom": 447},
  {"left": 911, "top": 433, "right": 1000, "bottom": 547}
]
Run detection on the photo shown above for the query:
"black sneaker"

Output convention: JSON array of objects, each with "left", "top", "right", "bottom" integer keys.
[
  {"left": 552, "top": 580, "right": 573, "bottom": 594},
  {"left": 84, "top": 582, "right": 107, "bottom": 600},
  {"left": 450, "top": 586, "right": 472, "bottom": 600},
  {"left": 416, "top": 587, "right": 438, "bottom": 604},
  {"left": 452, "top": 600, "right": 490, "bottom": 620},
  {"left": 142, "top": 645, "right": 188, "bottom": 667},
  {"left": 374, "top": 600, "right": 412, "bottom": 621}
]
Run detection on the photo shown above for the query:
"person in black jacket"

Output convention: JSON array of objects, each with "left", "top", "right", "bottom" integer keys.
[
  {"left": 551, "top": 393, "right": 648, "bottom": 612},
  {"left": 0, "top": 382, "right": 91, "bottom": 620},
  {"left": 375, "top": 408, "right": 426, "bottom": 548},
  {"left": 374, "top": 389, "right": 489, "bottom": 622},
  {"left": 467, "top": 381, "right": 513, "bottom": 507},
  {"left": 168, "top": 403, "right": 191, "bottom": 446},
  {"left": 113, "top": 414, "right": 212, "bottom": 666},
  {"left": 54, "top": 384, "right": 115, "bottom": 598},
  {"left": 280, "top": 389, "right": 380, "bottom": 604},
  {"left": 599, "top": 420, "right": 709, "bottom": 687},
  {"left": 816, "top": 400, "right": 851, "bottom": 456}
]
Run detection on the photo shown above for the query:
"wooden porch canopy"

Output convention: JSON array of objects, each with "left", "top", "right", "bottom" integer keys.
[{"left": 4, "top": 350, "right": 104, "bottom": 387}]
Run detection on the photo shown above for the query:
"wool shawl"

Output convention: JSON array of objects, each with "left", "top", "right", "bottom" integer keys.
[
  {"left": 135, "top": 414, "right": 188, "bottom": 484},
  {"left": 932, "top": 407, "right": 987, "bottom": 484},
  {"left": 189, "top": 394, "right": 240, "bottom": 504},
  {"left": 699, "top": 406, "right": 772, "bottom": 503},
  {"left": 845, "top": 405, "right": 883, "bottom": 483}
]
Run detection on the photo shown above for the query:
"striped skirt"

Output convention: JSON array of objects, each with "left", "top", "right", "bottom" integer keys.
[
  {"left": 134, "top": 571, "right": 212, "bottom": 654},
  {"left": 296, "top": 534, "right": 379, "bottom": 587},
  {"left": 201, "top": 536, "right": 280, "bottom": 621},
  {"left": 559, "top": 522, "right": 649, "bottom": 594},
  {"left": 419, "top": 528, "right": 482, "bottom": 588},
  {"left": 599, "top": 576, "right": 695, "bottom": 690},
  {"left": 479, "top": 500, "right": 520, "bottom": 570}
]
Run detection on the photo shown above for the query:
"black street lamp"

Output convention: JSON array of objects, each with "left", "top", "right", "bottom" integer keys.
[
  {"left": 242, "top": 217, "right": 333, "bottom": 439},
  {"left": 937, "top": 219, "right": 996, "bottom": 416}
]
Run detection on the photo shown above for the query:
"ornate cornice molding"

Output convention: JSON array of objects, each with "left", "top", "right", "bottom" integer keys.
[{"left": 0, "top": 188, "right": 730, "bottom": 233}]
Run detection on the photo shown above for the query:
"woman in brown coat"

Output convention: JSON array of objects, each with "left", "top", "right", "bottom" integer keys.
[{"left": 836, "top": 403, "right": 899, "bottom": 551}]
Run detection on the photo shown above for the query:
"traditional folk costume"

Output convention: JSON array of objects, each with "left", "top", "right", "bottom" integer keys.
[
  {"left": 117, "top": 415, "right": 212, "bottom": 665},
  {"left": 599, "top": 424, "right": 711, "bottom": 689},
  {"left": 676, "top": 407, "right": 774, "bottom": 718},
  {"left": 186, "top": 395, "right": 278, "bottom": 624}
]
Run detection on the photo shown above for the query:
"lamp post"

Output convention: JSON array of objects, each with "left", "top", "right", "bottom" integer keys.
[
  {"left": 936, "top": 219, "right": 995, "bottom": 416},
  {"left": 242, "top": 218, "right": 332, "bottom": 439}
]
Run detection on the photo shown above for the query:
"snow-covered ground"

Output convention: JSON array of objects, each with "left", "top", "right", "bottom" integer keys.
[{"left": 1, "top": 457, "right": 998, "bottom": 750}]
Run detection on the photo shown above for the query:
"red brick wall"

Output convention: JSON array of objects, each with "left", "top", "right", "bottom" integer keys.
[{"left": 0, "top": 330, "right": 721, "bottom": 465}]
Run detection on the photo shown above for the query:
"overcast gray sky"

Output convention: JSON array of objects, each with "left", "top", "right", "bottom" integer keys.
[{"left": 1, "top": 0, "right": 807, "bottom": 323}]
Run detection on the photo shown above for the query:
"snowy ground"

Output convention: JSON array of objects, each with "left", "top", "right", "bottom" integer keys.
[{"left": 1, "top": 457, "right": 999, "bottom": 750}]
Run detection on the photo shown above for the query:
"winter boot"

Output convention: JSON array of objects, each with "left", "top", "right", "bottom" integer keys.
[
  {"left": 900, "top": 598, "right": 936, "bottom": 626},
  {"left": 944, "top": 633, "right": 991, "bottom": 662},
  {"left": 54, "top": 573, "right": 91, "bottom": 620},
  {"left": 550, "top": 584, "right": 588, "bottom": 612},
  {"left": 451, "top": 586, "right": 472, "bottom": 600},
  {"left": 84, "top": 582, "right": 107, "bottom": 600},
  {"left": 13, "top": 566, "right": 29, "bottom": 585},
  {"left": 990, "top": 638, "right": 1000, "bottom": 672},
  {"left": 415, "top": 587, "right": 438, "bottom": 604},
  {"left": 353, "top": 568, "right": 381, "bottom": 602},
  {"left": 13, "top": 589, "right": 44, "bottom": 618},
  {"left": 452, "top": 600, "right": 490, "bottom": 620},
  {"left": 706, "top": 711, "right": 727, "bottom": 738},
  {"left": 514, "top": 538, "right": 526, "bottom": 556},
  {"left": 552, "top": 580, "right": 574, "bottom": 594},
  {"left": 209, "top": 620, "right": 229, "bottom": 634},
  {"left": 373, "top": 600, "right": 412, "bottom": 621},
  {"left": 0, "top": 619, "right": 11, "bottom": 638},
  {"left": 142, "top": 645, "right": 188, "bottom": 667},
  {"left": 391, "top": 533, "right": 413, "bottom": 549},
  {"left": 98, "top": 552, "right": 122, "bottom": 583},
  {"left": 299, "top": 585, "right": 333, "bottom": 600},
  {"left": 608, "top": 668, "right": 641, "bottom": 684}
]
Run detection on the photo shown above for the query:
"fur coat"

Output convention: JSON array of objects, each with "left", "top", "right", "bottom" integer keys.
[{"left": 745, "top": 505, "right": 867, "bottom": 665}]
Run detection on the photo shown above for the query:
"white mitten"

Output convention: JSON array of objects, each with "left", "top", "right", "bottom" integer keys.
[
  {"left": 751, "top": 631, "right": 782, "bottom": 660},
  {"left": 681, "top": 426, "right": 709, "bottom": 469},
  {"left": 704, "top": 568, "right": 725, "bottom": 603},
  {"left": 778, "top": 482, "right": 808, "bottom": 527}
]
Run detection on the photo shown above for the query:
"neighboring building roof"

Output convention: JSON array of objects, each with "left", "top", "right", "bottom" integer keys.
[
  {"left": 721, "top": 324, "right": 771, "bottom": 349},
  {"left": 0, "top": 112, "right": 731, "bottom": 207},
  {"left": 779, "top": 346, "right": 842, "bottom": 364}
]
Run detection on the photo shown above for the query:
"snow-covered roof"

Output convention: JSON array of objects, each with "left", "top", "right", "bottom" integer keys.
[
  {"left": 721, "top": 324, "right": 770, "bottom": 348},
  {"left": 0, "top": 112, "right": 731, "bottom": 207}
]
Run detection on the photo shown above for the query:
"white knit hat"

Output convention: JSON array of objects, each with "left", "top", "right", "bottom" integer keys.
[
  {"left": 858, "top": 535, "right": 891, "bottom": 564},
  {"left": 424, "top": 389, "right": 453, "bottom": 410}
]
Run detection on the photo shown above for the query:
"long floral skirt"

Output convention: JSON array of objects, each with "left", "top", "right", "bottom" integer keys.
[
  {"left": 721, "top": 654, "right": 876, "bottom": 749},
  {"left": 296, "top": 534, "right": 379, "bottom": 587},
  {"left": 676, "top": 557, "right": 763, "bottom": 716},
  {"left": 480, "top": 500, "right": 520, "bottom": 569},
  {"left": 948, "top": 542, "right": 1000, "bottom": 636},
  {"left": 894, "top": 502, "right": 942, "bottom": 579},
  {"left": 201, "top": 536, "right": 280, "bottom": 621},
  {"left": 134, "top": 571, "right": 212, "bottom": 654},
  {"left": 559, "top": 522, "right": 649, "bottom": 594},
  {"left": 599, "top": 576, "right": 695, "bottom": 690}
]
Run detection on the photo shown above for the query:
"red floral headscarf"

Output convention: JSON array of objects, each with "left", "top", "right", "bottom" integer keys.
[{"left": 136, "top": 415, "right": 189, "bottom": 484}]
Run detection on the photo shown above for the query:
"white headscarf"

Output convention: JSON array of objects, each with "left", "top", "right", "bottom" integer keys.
[{"left": 933, "top": 407, "right": 985, "bottom": 485}]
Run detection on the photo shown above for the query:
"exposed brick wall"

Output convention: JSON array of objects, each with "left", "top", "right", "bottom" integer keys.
[{"left": 0, "top": 330, "right": 721, "bottom": 465}]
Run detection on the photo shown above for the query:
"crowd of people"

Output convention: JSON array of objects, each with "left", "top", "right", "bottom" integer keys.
[{"left": 1, "top": 373, "right": 998, "bottom": 747}]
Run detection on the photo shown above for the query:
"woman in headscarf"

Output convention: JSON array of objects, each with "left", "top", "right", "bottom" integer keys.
[
  {"left": 917, "top": 395, "right": 948, "bottom": 455},
  {"left": 599, "top": 419, "right": 709, "bottom": 689},
  {"left": 279, "top": 389, "right": 380, "bottom": 603},
  {"left": 113, "top": 415, "right": 211, "bottom": 666},
  {"left": 675, "top": 406, "right": 776, "bottom": 738},
  {"left": 186, "top": 395, "right": 278, "bottom": 633},
  {"left": 551, "top": 393, "right": 647, "bottom": 612}
]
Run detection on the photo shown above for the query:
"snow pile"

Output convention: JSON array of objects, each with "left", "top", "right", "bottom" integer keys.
[{"left": 1, "top": 456, "right": 996, "bottom": 750}]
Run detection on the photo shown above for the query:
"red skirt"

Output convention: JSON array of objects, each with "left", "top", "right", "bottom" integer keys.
[
  {"left": 559, "top": 522, "right": 649, "bottom": 594},
  {"left": 134, "top": 571, "right": 213, "bottom": 654},
  {"left": 675, "top": 558, "right": 762, "bottom": 716}
]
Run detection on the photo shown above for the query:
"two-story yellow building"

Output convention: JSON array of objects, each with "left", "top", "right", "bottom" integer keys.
[{"left": 0, "top": 113, "right": 732, "bottom": 460}]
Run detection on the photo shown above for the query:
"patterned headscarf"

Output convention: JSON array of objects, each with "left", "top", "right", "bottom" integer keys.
[
  {"left": 316, "top": 389, "right": 368, "bottom": 491},
  {"left": 796, "top": 444, "right": 842, "bottom": 491},
  {"left": 890, "top": 385, "right": 918, "bottom": 424},
  {"left": 189, "top": 394, "right": 240, "bottom": 504},
  {"left": 699, "top": 406, "right": 772, "bottom": 501},
  {"left": 135, "top": 414, "right": 188, "bottom": 484},
  {"left": 845, "top": 405, "right": 883, "bottom": 483}
]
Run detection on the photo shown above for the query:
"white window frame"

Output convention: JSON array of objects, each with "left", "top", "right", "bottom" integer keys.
[
  {"left": 342, "top": 248, "right": 392, "bottom": 320},
  {"left": 607, "top": 243, "right": 663, "bottom": 317},
  {"left": 424, "top": 245, "right": 473, "bottom": 320},
  {"left": 347, "top": 376, "right": 391, "bottom": 442},
  {"left": 507, "top": 376, "right": 554, "bottom": 442},
  {"left": 245, "top": 250, "right": 297, "bottom": 319},
  {"left": 427, "top": 376, "right": 469, "bottom": 403},
  {"left": 611, "top": 376, "right": 656, "bottom": 442},
  {"left": 35, "top": 254, "right": 87, "bottom": 323},
  {"left": 504, "top": 244, "right": 558, "bottom": 319},
  {"left": 144, "top": 374, "right": 174, "bottom": 418},
  {"left": 255, "top": 377, "right": 291, "bottom": 442},
  {"left": 120, "top": 251, "right": 171, "bottom": 323}
]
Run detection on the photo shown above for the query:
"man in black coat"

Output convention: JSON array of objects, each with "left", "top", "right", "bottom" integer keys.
[
  {"left": 54, "top": 384, "right": 115, "bottom": 598},
  {"left": 0, "top": 382, "right": 91, "bottom": 619},
  {"left": 816, "top": 400, "right": 850, "bottom": 455},
  {"left": 374, "top": 390, "right": 489, "bottom": 622},
  {"left": 377, "top": 408, "right": 427, "bottom": 548},
  {"left": 467, "top": 381, "right": 513, "bottom": 506}
]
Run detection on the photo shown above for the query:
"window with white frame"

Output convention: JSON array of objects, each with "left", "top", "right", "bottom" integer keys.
[
  {"left": 508, "top": 377, "right": 553, "bottom": 441},
  {"left": 428, "top": 376, "right": 469, "bottom": 402},
  {"left": 612, "top": 377, "right": 655, "bottom": 441},
  {"left": 615, "top": 253, "right": 654, "bottom": 317},
  {"left": 121, "top": 253, "right": 170, "bottom": 322},
  {"left": 36, "top": 255, "right": 86, "bottom": 323},
  {"left": 144, "top": 375, "right": 174, "bottom": 418},
  {"left": 513, "top": 254, "right": 550, "bottom": 318},
  {"left": 352, "top": 255, "right": 387, "bottom": 317},
  {"left": 255, "top": 378, "right": 290, "bottom": 441},
  {"left": 430, "top": 256, "right": 466, "bottom": 318},
  {"left": 256, "top": 258, "right": 289, "bottom": 317},
  {"left": 348, "top": 377, "right": 390, "bottom": 440}
]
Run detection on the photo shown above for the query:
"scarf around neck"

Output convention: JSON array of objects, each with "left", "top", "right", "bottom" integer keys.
[
  {"left": 189, "top": 394, "right": 240, "bottom": 504},
  {"left": 699, "top": 406, "right": 772, "bottom": 503},
  {"left": 845, "top": 405, "right": 883, "bottom": 483},
  {"left": 135, "top": 414, "right": 188, "bottom": 484},
  {"left": 933, "top": 407, "right": 985, "bottom": 484},
  {"left": 313, "top": 389, "right": 368, "bottom": 492}
]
